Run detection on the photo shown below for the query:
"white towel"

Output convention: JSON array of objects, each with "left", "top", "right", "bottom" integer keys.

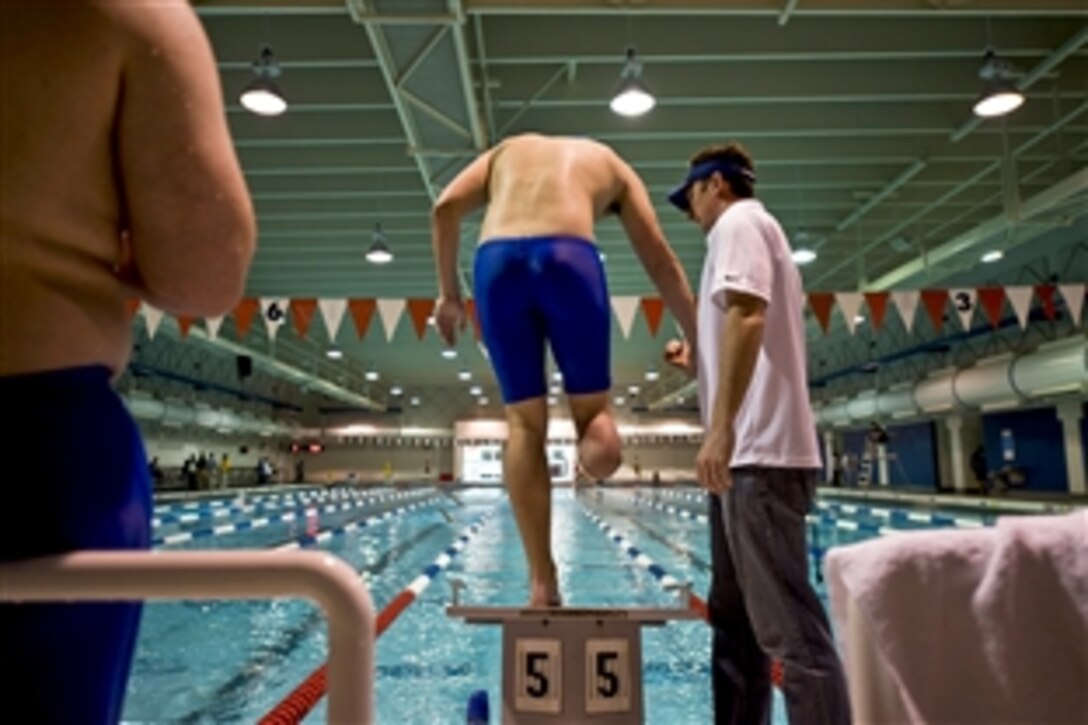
[{"left": 825, "top": 510, "right": 1088, "bottom": 724}]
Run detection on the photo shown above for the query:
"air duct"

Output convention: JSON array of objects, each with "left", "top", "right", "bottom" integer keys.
[{"left": 814, "top": 333, "right": 1085, "bottom": 427}]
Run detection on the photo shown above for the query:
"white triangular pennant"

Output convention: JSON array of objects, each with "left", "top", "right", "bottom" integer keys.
[
  {"left": 261, "top": 298, "right": 289, "bottom": 340},
  {"left": 205, "top": 315, "right": 224, "bottom": 339},
  {"left": 891, "top": 290, "right": 919, "bottom": 333},
  {"left": 318, "top": 298, "right": 347, "bottom": 341},
  {"left": 836, "top": 292, "right": 864, "bottom": 335},
  {"left": 1058, "top": 283, "right": 1084, "bottom": 326},
  {"left": 377, "top": 298, "right": 405, "bottom": 341},
  {"left": 950, "top": 288, "right": 977, "bottom": 331},
  {"left": 611, "top": 296, "right": 639, "bottom": 339},
  {"left": 142, "top": 303, "right": 163, "bottom": 340},
  {"left": 1006, "top": 286, "right": 1033, "bottom": 329}
]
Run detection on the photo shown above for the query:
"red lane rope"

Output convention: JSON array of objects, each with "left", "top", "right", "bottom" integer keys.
[{"left": 261, "top": 514, "right": 494, "bottom": 724}]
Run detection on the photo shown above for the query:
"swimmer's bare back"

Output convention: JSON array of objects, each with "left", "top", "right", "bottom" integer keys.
[
  {"left": 432, "top": 133, "right": 696, "bottom": 344},
  {"left": 478, "top": 134, "right": 627, "bottom": 244},
  {"left": 0, "top": 0, "right": 254, "bottom": 377}
]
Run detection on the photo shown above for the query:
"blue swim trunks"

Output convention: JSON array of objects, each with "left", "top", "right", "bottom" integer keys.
[
  {"left": 0, "top": 365, "right": 151, "bottom": 723},
  {"left": 474, "top": 235, "right": 611, "bottom": 404}
]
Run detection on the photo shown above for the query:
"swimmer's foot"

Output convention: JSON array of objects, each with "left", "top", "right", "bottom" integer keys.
[{"left": 529, "top": 579, "right": 562, "bottom": 607}]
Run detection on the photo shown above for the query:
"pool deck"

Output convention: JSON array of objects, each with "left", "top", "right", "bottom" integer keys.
[{"left": 817, "top": 486, "right": 1085, "bottom": 515}]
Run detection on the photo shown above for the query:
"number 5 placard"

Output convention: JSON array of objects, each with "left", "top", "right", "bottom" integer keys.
[
  {"left": 514, "top": 638, "right": 562, "bottom": 713},
  {"left": 585, "top": 638, "right": 631, "bottom": 714}
]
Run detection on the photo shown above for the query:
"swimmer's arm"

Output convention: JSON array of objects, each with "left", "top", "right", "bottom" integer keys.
[
  {"left": 614, "top": 160, "right": 698, "bottom": 344},
  {"left": 431, "top": 150, "right": 491, "bottom": 300},
  {"left": 112, "top": 1, "right": 255, "bottom": 316}
]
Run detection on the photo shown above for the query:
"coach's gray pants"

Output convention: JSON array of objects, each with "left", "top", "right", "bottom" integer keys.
[{"left": 708, "top": 467, "right": 851, "bottom": 725}]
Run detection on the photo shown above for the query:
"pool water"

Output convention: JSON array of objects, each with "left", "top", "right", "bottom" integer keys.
[{"left": 123, "top": 486, "right": 990, "bottom": 723}]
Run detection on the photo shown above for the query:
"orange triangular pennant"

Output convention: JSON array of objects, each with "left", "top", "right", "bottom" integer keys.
[
  {"left": 406, "top": 298, "right": 435, "bottom": 340},
  {"left": 864, "top": 292, "right": 889, "bottom": 331},
  {"left": 124, "top": 298, "right": 141, "bottom": 319},
  {"left": 1034, "top": 284, "right": 1057, "bottom": 321},
  {"left": 233, "top": 298, "right": 260, "bottom": 339},
  {"left": 977, "top": 287, "right": 1005, "bottom": 329},
  {"left": 347, "top": 299, "right": 376, "bottom": 339},
  {"left": 807, "top": 292, "right": 834, "bottom": 333},
  {"left": 177, "top": 315, "right": 195, "bottom": 338},
  {"left": 465, "top": 299, "right": 482, "bottom": 340},
  {"left": 920, "top": 289, "right": 948, "bottom": 333},
  {"left": 289, "top": 299, "right": 318, "bottom": 338},
  {"left": 640, "top": 297, "right": 665, "bottom": 336}
]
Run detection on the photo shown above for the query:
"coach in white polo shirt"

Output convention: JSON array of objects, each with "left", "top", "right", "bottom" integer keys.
[{"left": 665, "top": 142, "right": 850, "bottom": 725}]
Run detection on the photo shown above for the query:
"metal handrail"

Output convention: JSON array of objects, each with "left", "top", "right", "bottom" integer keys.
[{"left": 0, "top": 550, "right": 374, "bottom": 723}]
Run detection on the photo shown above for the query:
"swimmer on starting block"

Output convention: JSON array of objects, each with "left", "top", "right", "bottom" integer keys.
[{"left": 431, "top": 133, "right": 697, "bottom": 606}]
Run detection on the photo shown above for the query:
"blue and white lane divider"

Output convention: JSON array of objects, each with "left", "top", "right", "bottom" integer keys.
[
  {"left": 581, "top": 507, "right": 709, "bottom": 618},
  {"left": 153, "top": 487, "right": 375, "bottom": 514},
  {"left": 630, "top": 492, "right": 708, "bottom": 524},
  {"left": 377, "top": 509, "right": 498, "bottom": 620},
  {"left": 258, "top": 508, "right": 500, "bottom": 723},
  {"left": 654, "top": 489, "right": 704, "bottom": 505},
  {"left": 153, "top": 492, "right": 434, "bottom": 547},
  {"left": 815, "top": 501, "right": 988, "bottom": 530},
  {"left": 151, "top": 490, "right": 412, "bottom": 528},
  {"left": 273, "top": 498, "right": 443, "bottom": 551}
]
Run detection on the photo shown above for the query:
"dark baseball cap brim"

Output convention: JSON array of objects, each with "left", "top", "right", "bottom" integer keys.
[{"left": 667, "top": 160, "right": 756, "bottom": 212}]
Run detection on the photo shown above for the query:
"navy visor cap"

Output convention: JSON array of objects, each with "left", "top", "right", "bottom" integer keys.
[{"left": 667, "top": 160, "right": 756, "bottom": 213}]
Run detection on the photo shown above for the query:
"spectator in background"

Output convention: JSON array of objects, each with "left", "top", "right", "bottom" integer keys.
[
  {"left": 148, "top": 457, "right": 164, "bottom": 488},
  {"left": 971, "top": 445, "right": 988, "bottom": 494},
  {"left": 257, "top": 457, "right": 274, "bottom": 485},
  {"left": 0, "top": 1, "right": 255, "bottom": 720},
  {"left": 196, "top": 452, "right": 210, "bottom": 491},
  {"left": 182, "top": 455, "right": 198, "bottom": 491},
  {"left": 219, "top": 452, "right": 232, "bottom": 488}
]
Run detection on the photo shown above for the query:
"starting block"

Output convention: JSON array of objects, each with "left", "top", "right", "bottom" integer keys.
[{"left": 447, "top": 583, "right": 700, "bottom": 724}]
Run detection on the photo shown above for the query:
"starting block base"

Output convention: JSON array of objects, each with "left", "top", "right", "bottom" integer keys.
[{"left": 447, "top": 605, "right": 700, "bottom": 724}]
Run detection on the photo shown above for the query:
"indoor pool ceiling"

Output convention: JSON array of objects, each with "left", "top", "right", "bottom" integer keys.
[{"left": 128, "top": 1, "right": 1087, "bottom": 425}]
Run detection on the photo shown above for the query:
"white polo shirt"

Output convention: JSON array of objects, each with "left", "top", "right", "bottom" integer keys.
[{"left": 696, "top": 199, "right": 821, "bottom": 469}]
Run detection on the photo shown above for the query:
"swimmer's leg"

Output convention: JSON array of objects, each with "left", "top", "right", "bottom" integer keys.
[
  {"left": 568, "top": 392, "right": 622, "bottom": 480},
  {"left": 504, "top": 396, "right": 561, "bottom": 607}
]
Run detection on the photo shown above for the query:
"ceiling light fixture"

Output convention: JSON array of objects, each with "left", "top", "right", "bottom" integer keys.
[
  {"left": 390, "top": 385, "right": 403, "bottom": 396},
  {"left": 981, "top": 249, "right": 1004, "bottom": 263},
  {"left": 973, "top": 48, "right": 1025, "bottom": 118},
  {"left": 458, "top": 369, "right": 472, "bottom": 381},
  {"left": 610, "top": 47, "right": 655, "bottom": 117},
  {"left": 792, "top": 248, "right": 818, "bottom": 265},
  {"left": 409, "top": 396, "right": 420, "bottom": 407},
  {"left": 791, "top": 229, "right": 818, "bottom": 265},
  {"left": 365, "top": 223, "right": 394, "bottom": 265},
  {"left": 441, "top": 348, "right": 457, "bottom": 360},
  {"left": 325, "top": 347, "right": 343, "bottom": 360},
  {"left": 240, "top": 46, "right": 287, "bottom": 116},
  {"left": 645, "top": 368, "right": 659, "bottom": 381},
  {"left": 364, "top": 369, "right": 379, "bottom": 381}
]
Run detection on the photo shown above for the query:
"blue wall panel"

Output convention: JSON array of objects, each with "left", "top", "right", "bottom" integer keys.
[
  {"left": 839, "top": 421, "right": 938, "bottom": 489},
  {"left": 982, "top": 407, "right": 1068, "bottom": 493}
]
